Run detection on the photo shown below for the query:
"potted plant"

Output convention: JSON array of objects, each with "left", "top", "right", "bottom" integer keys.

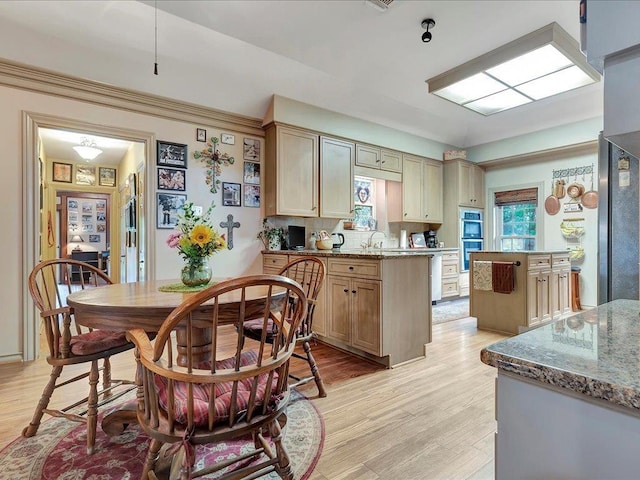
[{"left": 257, "top": 218, "right": 285, "bottom": 250}]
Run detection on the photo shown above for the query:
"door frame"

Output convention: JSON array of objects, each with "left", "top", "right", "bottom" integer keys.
[{"left": 23, "top": 111, "right": 155, "bottom": 361}]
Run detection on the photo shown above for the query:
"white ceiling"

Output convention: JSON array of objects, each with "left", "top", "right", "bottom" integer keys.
[
  {"left": 0, "top": 0, "right": 602, "bottom": 150},
  {"left": 39, "top": 128, "right": 135, "bottom": 166}
]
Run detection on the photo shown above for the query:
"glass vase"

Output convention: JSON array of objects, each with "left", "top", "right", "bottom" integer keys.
[{"left": 181, "top": 257, "right": 212, "bottom": 287}]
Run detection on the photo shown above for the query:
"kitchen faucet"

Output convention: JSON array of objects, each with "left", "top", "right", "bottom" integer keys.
[{"left": 367, "top": 230, "right": 386, "bottom": 249}]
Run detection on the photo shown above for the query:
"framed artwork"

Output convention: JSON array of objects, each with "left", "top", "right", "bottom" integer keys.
[
  {"left": 157, "top": 192, "right": 187, "bottom": 229},
  {"left": 99, "top": 167, "right": 116, "bottom": 187},
  {"left": 222, "top": 182, "right": 241, "bottom": 206},
  {"left": 221, "top": 133, "right": 235, "bottom": 145},
  {"left": 88, "top": 234, "right": 101, "bottom": 243},
  {"left": 157, "top": 167, "right": 186, "bottom": 191},
  {"left": 196, "top": 128, "right": 206, "bottom": 142},
  {"left": 243, "top": 138, "right": 260, "bottom": 162},
  {"left": 243, "top": 161, "right": 260, "bottom": 185},
  {"left": 53, "top": 162, "right": 72, "bottom": 183},
  {"left": 76, "top": 164, "right": 96, "bottom": 186},
  {"left": 243, "top": 184, "right": 260, "bottom": 208},
  {"left": 157, "top": 140, "right": 187, "bottom": 168}
]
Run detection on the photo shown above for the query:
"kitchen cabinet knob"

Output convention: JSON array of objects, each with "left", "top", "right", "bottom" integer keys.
[
  {"left": 351, "top": 290, "right": 356, "bottom": 294},
  {"left": 381, "top": 160, "right": 386, "bottom": 164},
  {"left": 348, "top": 266, "right": 354, "bottom": 270},
  {"left": 404, "top": 213, "right": 407, "bottom": 217},
  {"left": 343, "top": 289, "right": 349, "bottom": 293}
]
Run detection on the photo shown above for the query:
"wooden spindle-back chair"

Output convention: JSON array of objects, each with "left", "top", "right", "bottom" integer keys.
[
  {"left": 243, "top": 257, "right": 327, "bottom": 397},
  {"left": 127, "top": 274, "right": 307, "bottom": 480},
  {"left": 25, "top": 258, "right": 135, "bottom": 454}
]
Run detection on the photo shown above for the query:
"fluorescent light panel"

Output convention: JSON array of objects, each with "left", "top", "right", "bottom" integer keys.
[{"left": 426, "top": 23, "right": 600, "bottom": 115}]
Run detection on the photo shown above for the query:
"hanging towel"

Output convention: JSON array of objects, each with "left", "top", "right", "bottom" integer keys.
[
  {"left": 492, "top": 261, "right": 514, "bottom": 294},
  {"left": 473, "top": 261, "right": 493, "bottom": 291}
]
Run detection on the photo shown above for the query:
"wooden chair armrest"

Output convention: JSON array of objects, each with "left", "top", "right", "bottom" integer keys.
[{"left": 126, "top": 328, "right": 154, "bottom": 358}]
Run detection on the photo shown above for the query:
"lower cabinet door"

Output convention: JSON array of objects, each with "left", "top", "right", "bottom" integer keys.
[
  {"left": 327, "top": 276, "right": 351, "bottom": 343},
  {"left": 351, "top": 279, "right": 381, "bottom": 356}
]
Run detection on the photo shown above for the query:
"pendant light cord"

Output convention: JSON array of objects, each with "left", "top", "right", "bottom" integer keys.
[{"left": 154, "top": 0, "right": 158, "bottom": 75}]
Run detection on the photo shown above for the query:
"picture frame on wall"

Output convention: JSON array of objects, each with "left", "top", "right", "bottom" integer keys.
[
  {"left": 221, "top": 133, "right": 235, "bottom": 145},
  {"left": 76, "top": 164, "right": 96, "bottom": 186},
  {"left": 157, "top": 167, "right": 186, "bottom": 191},
  {"left": 243, "top": 184, "right": 260, "bottom": 208},
  {"left": 243, "top": 138, "right": 260, "bottom": 162},
  {"left": 53, "top": 162, "right": 72, "bottom": 183},
  {"left": 157, "top": 192, "right": 187, "bottom": 229},
  {"left": 243, "top": 161, "right": 260, "bottom": 185},
  {"left": 196, "top": 128, "right": 206, "bottom": 142},
  {"left": 222, "top": 182, "right": 241, "bottom": 206},
  {"left": 99, "top": 167, "right": 117, "bottom": 187},
  {"left": 157, "top": 140, "right": 187, "bottom": 168}
]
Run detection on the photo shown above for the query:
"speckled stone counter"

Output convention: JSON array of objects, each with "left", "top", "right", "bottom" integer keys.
[
  {"left": 481, "top": 299, "right": 640, "bottom": 411},
  {"left": 263, "top": 248, "right": 458, "bottom": 259},
  {"left": 483, "top": 299, "right": 640, "bottom": 479}
]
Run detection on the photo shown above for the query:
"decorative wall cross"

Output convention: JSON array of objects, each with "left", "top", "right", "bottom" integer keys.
[
  {"left": 220, "top": 214, "right": 240, "bottom": 250},
  {"left": 193, "top": 137, "right": 235, "bottom": 194}
]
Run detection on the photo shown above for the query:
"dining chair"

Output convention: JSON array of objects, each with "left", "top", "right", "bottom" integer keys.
[
  {"left": 24, "top": 258, "right": 135, "bottom": 454},
  {"left": 127, "top": 274, "right": 307, "bottom": 480},
  {"left": 243, "top": 257, "right": 327, "bottom": 397}
]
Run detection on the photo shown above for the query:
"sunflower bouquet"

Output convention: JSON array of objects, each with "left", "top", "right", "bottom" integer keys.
[{"left": 166, "top": 202, "right": 226, "bottom": 271}]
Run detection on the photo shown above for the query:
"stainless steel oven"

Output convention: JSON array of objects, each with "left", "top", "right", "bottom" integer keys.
[
  {"left": 461, "top": 239, "right": 483, "bottom": 271},
  {"left": 461, "top": 210, "right": 483, "bottom": 239}
]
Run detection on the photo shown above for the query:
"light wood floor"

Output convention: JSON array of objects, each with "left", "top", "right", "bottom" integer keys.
[{"left": 0, "top": 317, "right": 506, "bottom": 479}]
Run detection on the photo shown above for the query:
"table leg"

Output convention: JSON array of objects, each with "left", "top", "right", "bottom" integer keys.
[{"left": 175, "top": 326, "right": 212, "bottom": 367}]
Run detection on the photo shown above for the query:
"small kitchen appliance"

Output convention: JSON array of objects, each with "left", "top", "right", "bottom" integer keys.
[
  {"left": 287, "top": 225, "right": 306, "bottom": 251},
  {"left": 331, "top": 233, "right": 345, "bottom": 250},
  {"left": 426, "top": 230, "right": 438, "bottom": 248}
]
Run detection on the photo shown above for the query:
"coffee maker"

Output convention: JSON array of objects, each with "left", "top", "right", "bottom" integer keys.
[{"left": 426, "top": 230, "right": 438, "bottom": 248}]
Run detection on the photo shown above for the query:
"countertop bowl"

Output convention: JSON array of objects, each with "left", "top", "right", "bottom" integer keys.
[{"left": 316, "top": 239, "right": 334, "bottom": 250}]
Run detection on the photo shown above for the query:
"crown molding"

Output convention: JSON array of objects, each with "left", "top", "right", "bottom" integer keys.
[
  {"left": 0, "top": 57, "right": 265, "bottom": 137},
  {"left": 480, "top": 140, "right": 598, "bottom": 170}
]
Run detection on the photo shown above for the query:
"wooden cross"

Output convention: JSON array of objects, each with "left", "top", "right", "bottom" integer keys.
[{"left": 219, "top": 214, "right": 240, "bottom": 250}]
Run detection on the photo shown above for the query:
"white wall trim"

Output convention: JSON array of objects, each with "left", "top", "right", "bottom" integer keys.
[{"left": 481, "top": 140, "right": 598, "bottom": 170}]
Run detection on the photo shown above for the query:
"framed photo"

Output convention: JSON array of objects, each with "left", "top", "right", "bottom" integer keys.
[
  {"left": 221, "top": 133, "right": 235, "bottom": 145},
  {"left": 99, "top": 167, "right": 116, "bottom": 187},
  {"left": 222, "top": 182, "right": 241, "bottom": 206},
  {"left": 243, "top": 161, "right": 260, "bottom": 185},
  {"left": 243, "top": 184, "right": 260, "bottom": 208},
  {"left": 243, "top": 138, "right": 260, "bottom": 162},
  {"left": 196, "top": 128, "right": 206, "bottom": 142},
  {"left": 157, "top": 140, "right": 187, "bottom": 168},
  {"left": 76, "top": 164, "right": 96, "bottom": 186},
  {"left": 53, "top": 162, "right": 72, "bottom": 183},
  {"left": 157, "top": 193, "right": 187, "bottom": 229},
  {"left": 157, "top": 167, "right": 186, "bottom": 191}
]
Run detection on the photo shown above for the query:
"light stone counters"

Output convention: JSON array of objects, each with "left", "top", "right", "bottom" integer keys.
[
  {"left": 481, "top": 299, "right": 640, "bottom": 411},
  {"left": 262, "top": 248, "right": 458, "bottom": 259}
]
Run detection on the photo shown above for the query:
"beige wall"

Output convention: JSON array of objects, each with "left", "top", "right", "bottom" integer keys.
[{"left": 0, "top": 83, "right": 264, "bottom": 363}]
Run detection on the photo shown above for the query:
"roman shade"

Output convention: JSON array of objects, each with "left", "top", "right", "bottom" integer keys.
[{"left": 494, "top": 187, "right": 538, "bottom": 206}]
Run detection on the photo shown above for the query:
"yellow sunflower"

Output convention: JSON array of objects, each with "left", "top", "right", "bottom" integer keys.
[{"left": 190, "top": 225, "right": 213, "bottom": 247}]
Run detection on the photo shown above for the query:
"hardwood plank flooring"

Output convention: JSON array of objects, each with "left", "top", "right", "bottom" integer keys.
[{"left": 0, "top": 317, "right": 506, "bottom": 479}]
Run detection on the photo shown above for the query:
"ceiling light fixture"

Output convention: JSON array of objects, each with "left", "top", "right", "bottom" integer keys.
[
  {"left": 421, "top": 18, "right": 435, "bottom": 43},
  {"left": 426, "top": 22, "right": 600, "bottom": 116},
  {"left": 73, "top": 137, "right": 102, "bottom": 161}
]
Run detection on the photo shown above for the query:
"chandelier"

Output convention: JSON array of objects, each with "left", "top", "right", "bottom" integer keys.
[{"left": 73, "top": 137, "right": 102, "bottom": 161}]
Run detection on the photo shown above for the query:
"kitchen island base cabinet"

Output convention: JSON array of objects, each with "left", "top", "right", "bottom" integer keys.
[{"left": 495, "top": 372, "right": 640, "bottom": 480}]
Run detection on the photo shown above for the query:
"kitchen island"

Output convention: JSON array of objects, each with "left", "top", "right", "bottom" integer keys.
[
  {"left": 263, "top": 248, "right": 447, "bottom": 367},
  {"left": 482, "top": 299, "right": 640, "bottom": 479}
]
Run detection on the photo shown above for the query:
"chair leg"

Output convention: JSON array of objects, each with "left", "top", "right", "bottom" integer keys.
[
  {"left": 22, "top": 365, "right": 63, "bottom": 438},
  {"left": 102, "top": 356, "right": 112, "bottom": 397},
  {"left": 142, "top": 438, "right": 163, "bottom": 480},
  {"left": 270, "top": 418, "right": 293, "bottom": 480},
  {"left": 302, "top": 340, "right": 327, "bottom": 398},
  {"left": 87, "top": 360, "right": 100, "bottom": 455}
]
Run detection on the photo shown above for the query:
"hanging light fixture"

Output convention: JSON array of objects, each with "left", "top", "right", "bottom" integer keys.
[{"left": 73, "top": 137, "right": 102, "bottom": 161}]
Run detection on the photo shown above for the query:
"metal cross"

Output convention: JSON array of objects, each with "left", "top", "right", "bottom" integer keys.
[{"left": 219, "top": 214, "right": 240, "bottom": 250}]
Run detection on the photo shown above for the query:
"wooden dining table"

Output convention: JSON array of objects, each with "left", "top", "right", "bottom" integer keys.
[{"left": 67, "top": 277, "right": 284, "bottom": 435}]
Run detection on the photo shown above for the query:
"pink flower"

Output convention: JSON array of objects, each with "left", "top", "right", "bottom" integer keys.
[{"left": 166, "top": 232, "right": 182, "bottom": 248}]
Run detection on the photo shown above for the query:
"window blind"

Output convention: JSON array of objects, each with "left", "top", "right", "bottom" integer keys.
[{"left": 494, "top": 187, "right": 538, "bottom": 206}]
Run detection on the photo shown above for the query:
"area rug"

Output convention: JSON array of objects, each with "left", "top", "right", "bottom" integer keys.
[
  {"left": 432, "top": 297, "right": 472, "bottom": 324},
  {"left": 0, "top": 390, "right": 323, "bottom": 479}
]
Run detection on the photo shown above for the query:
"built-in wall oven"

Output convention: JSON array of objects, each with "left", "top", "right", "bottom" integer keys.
[{"left": 460, "top": 209, "right": 484, "bottom": 271}]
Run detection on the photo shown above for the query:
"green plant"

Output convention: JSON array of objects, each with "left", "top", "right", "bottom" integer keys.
[{"left": 257, "top": 218, "right": 285, "bottom": 248}]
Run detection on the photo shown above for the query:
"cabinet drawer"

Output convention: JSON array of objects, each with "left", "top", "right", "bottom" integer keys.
[
  {"left": 442, "top": 252, "right": 459, "bottom": 262},
  {"left": 442, "top": 279, "right": 460, "bottom": 297},
  {"left": 552, "top": 253, "right": 570, "bottom": 267},
  {"left": 262, "top": 254, "right": 288, "bottom": 272},
  {"left": 528, "top": 255, "right": 551, "bottom": 270},
  {"left": 442, "top": 263, "right": 459, "bottom": 277},
  {"left": 328, "top": 259, "right": 380, "bottom": 279}
]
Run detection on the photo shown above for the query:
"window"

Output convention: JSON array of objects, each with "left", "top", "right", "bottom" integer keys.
[
  {"left": 494, "top": 187, "right": 538, "bottom": 251},
  {"left": 353, "top": 176, "right": 375, "bottom": 229}
]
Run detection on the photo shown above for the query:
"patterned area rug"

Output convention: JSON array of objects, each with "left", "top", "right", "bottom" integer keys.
[
  {"left": 432, "top": 297, "right": 472, "bottom": 324},
  {"left": 0, "top": 390, "right": 323, "bottom": 479}
]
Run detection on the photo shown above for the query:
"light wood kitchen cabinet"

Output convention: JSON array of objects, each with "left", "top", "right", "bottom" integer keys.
[
  {"left": 355, "top": 144, "right": 402, "bottom": 173},
  {"left": 264, "top": 124, "right": 319, "bottom": 217},
  {"left": 389, "top": 154, "right": 443, "bottom": 223},
  {"left": 441, "top": 250, "right": 460, "bottom": 298},
  {"left": 320, "top": 136, "right": 354, "bottom": 218},
  {"left": 551, "top": 253, "right": 571, "bottom": 319},
  {"left": 527, "top": 255, "right": 552, "bottom": 327},
  {"left": 262, "top": 253, "right": 289, "bottom": 273},
  {"left": 423, "top": 158, "right": 443, "bottom": 223},
  {"left": 458, "top": 160, "right": 485, "bottom": 208}
]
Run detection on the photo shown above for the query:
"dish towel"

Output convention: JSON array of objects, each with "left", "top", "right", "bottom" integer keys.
[
  {"left": 492, "top": 261, "right": 514, "bottom": 294},
  {"left": 473, "top": 261, "right": 493, "bottom": 291}
]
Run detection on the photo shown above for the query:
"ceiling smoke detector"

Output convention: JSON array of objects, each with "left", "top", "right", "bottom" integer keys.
[{"left": 365, "top": 0, "right": 394, "bottom": 12}]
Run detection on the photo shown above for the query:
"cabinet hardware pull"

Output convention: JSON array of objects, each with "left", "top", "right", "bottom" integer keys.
[
  {"left": 351, "top": 290, "right": 356, "bottom": 294},
  {"left": 343, "top": 289, "right": 348, "bottom": 293},
  {"left": 404, "top": 213, "right": 407, "bottom": 216},
  {"left": 348, "top": 266, "right": 354, "bottom": 270}
]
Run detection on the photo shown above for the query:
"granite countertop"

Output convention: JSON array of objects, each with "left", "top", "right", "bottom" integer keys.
[
  {"left": 263, "top": 248, "right": 457, "bottom": 259},
  {"left": 481, "top": 299, "right": 640, "bottom": 411},
  {"left": 475, "top": 250, "right": 569, "bottom": 255}
]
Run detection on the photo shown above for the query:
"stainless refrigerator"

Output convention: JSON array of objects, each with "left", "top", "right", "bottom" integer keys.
[{"left": 598, "top": 134, "right": 639, "bottom": 303}]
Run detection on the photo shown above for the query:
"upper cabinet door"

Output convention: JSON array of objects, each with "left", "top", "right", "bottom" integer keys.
[
  {"left": 274, "top": 126, "right": 319, "bottom": 217},
  {"left": 380, "top": 149, "right": 402, "bottom": 173},
  {"left": 423, "top": 159, "right": 443, "bottom": 223},
  {"left": 402, "top": 155, "right": 424, "bottom": 222},
  {"left": 320, "top": 136, "right": 355, "bottom": 218},
  {"left": 355, "top": 144, "right": 381, "bottom": 168}
]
